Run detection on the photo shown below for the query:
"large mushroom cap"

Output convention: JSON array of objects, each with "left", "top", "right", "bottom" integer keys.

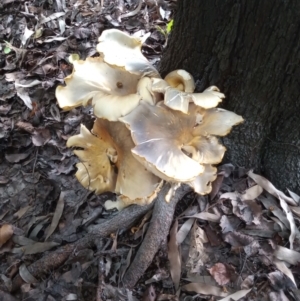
[
  {"left": 120, "top": 102, "right": 206, "bottom": 182},
  {"left": 67, "top": 124, "right": 116, "bottom": 194},
  {"left": 97, "top": 29, "right": 159, "bottom": 77},
  {"left": 67, "top": 119, "right": 161, "bottom": 209},
  {"left": 55, "top": 57, "right": 145, "bottom": 121},
  {"left": 120, "top": 102, "right": 243, "bottom": 194}
]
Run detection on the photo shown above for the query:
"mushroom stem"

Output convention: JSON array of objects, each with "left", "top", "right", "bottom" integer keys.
[{"left": 122, "top": 183, "right": 192, "bottom": 288}]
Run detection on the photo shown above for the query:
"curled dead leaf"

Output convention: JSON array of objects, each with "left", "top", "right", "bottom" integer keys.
[
  {"left": 0, "top": 224, "right": 14, "bottom": 248},
  {"left": 208, "top": 263, "right": 237, "bottom": 286},
  {"left": 45, "top": 191, "right": 65, "bottom": 240}
]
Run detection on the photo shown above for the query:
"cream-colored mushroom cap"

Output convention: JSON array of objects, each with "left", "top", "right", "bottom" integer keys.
[
  {"left": 67, "top": 124, "right": 116, "bottom": 194},
  {"left": 97, "top": 29, "right": 159, "bottom": 77},
  {"left": 151, "top": 75, "right": 225, "bottom": 114},
  {"left": 120, "top": 102, "right": 243, "bottom": 189},
  {"left": 164, "top": 70, "right": 195, "bottom": 93},
  {"left": 67, "top": 119, "right": 161, "bottom": 209},
  {"left": 186, "top": 165, "right": 217, "bottom": 195},
  {"left": 120, "top": 102, "right": 225, "bottom": 182},
  {"left": 55, "top": 57, "right": 144, "bottom": 121},
  {"left": 192, "top": 107, "right": 244, "bottom": 137},
  {"left": 136, "top": 77, "right": 160, "bottom": 105},
  {"left": 163, "top": 85, "right": 225, "bottom": 114}
]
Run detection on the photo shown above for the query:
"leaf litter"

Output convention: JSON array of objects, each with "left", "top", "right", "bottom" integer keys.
[{"left": 1, "top": 0, "right": 300, "bottom": 300}]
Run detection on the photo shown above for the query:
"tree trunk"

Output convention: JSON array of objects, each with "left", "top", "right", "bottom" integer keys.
[{"left": 159, "top": 0, "right": 300, "bottom": 193}]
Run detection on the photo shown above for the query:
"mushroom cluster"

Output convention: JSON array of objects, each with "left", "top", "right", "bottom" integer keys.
[{"left": 56, "top": 29, "right": 243, "bottom": 210}]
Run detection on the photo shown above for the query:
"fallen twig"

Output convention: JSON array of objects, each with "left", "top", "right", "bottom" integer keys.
[
  {"left": 11, "top": 202, "right": 154, "bottom": 292},
  {"left": 122, "top": 184, "right": 192, "bottom": 288}
]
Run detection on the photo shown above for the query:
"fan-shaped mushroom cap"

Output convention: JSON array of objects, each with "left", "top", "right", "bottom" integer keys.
[
  {"left": 183, "top": 136, "right": 226, "bottom": 165},
  {"left": 120, "top": 102, "right": 213, "bottom": 182},
  {"left": 162, "top": 86, "right": 225, "bottom": 113},
  {"left": 192, "top": 107, "right": 244, "bottom": 137},
  {"left": 55, "top": 57, "right": 147, "bottom": 121},
  {"left": 151, "top": 74, "right": 225, "bottom": 114},
  {"left": 191, "top": 86, "right": 225, "bottom": 109},
  {"left": 120, "top": 102, "right": 242, "bottom": 190},
  {"left": 67, "top": 124, "right": 116, "bottom": 194},
  {"left": 187, "top": 165, "right": 217, "bottom": 195},
  {"left": 164, "top": 70, "right": 195, "bottom": 93},
  {"left": 67, "top": 119, "right": 161, "bottom": 209},
  {"left": 96, "top": 29, "right": 159, "bottom": 77}
]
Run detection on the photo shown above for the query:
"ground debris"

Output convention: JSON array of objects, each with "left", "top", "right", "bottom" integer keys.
[{"left": 1, "top": 0, "right": 300, "bottom": 300}]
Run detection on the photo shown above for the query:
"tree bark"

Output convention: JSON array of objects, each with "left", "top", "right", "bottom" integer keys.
[{"left": 160, "top": 0, "right": 300, "bottom": 193}]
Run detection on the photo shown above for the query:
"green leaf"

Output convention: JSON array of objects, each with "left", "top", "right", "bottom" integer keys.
[
  {"left": 68, "top": 53, "right": 80, "bottom": 64},
  {"left": 166, "top": 19, "right": 174, "bottom": 34},
  {"left": 155, "top": 25, "right": 166, "bottom": 37},
  {"left": 4, "top": 46, "right": 11, "bottom": 54}
]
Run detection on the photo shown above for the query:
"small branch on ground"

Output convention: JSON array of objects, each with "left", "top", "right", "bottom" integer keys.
[
  {"left": 11, "top": 202, "right": 154, "bottom": 292},
  {"left": 122, "top": 184, "right": 192, "bottom": 288},
  {"left": 96, "top": 257, "right": 106, "bottom": 301}
]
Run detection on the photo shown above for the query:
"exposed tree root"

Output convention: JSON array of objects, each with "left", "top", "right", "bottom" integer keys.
[
  {"left": 11, "top": 184, "right": 191, "bottom": 292},
  {"left": 122, "top": 184, "right": 192, "bottom": 288},
  {"left": 11, "top": 202, "right": 154, "bottom": 292}
]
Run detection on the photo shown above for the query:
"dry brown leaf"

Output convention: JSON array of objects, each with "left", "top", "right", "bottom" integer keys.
[
  {"left": 248, "top": 170, "right": 296, "bottom": 206},
  {"left": 5, "top": 152, "right": 31, "bottom": 163},
  {"left": 13, "top": 206, "right": 32, "bottom": 219},
  {"left": 176, "top": 218, "right": 194, "bottom": 244},
  {"left": 274, "top": 245, "right": 300, "bottom": 265},
  {"left": 208, "top": 263, "right": 236, "bottom": 286},
  {"left": 218, "top": 289, "right": 251, "bottom": 301},
  {"left": 277, "top": 195, "right": 298, "bottom": 249},
  {"left": 168, "top": 219, "right": 181, "bottom": 290},
  {"left": 23, "top": 241, "right": 60, "bottom": 254},
  {"left": 19, "top": 263, "right": 38, "bottom": 284},
  {"left": 220, "top": 216, "right": 241, "bottom": 234},
  {"left": 241, "top": 275, "right": 254, "bottom": 289},
  {"left": 186, "top": 212, "right": 220, "bottom": 222},
  {"left": 0, "top": 224, "right": 14, "bottom": 248},
  {"left": 12, "top": 236, "right": 35, "bottom": 246},
  {"left": 273, "top": 259, "right": 297, "bottom": 288},
  {"left": 209, "top": 174, "right": 224, "bottom": 200},
  {"left": 142, "top": 285, "right": 156, "bottom": 301},
  {"left": 288, "top": 189, "right": 300, "bottom": 204},
  {"left": 220, "top": 192, "right": 238, "bottom": 201},
  {"left": 32, "top": 128, "right": 51, "bottom": 146},
  {"left": 0, "top": 176, "right": 9, "bottom": 185},
  {"left": 60, "top": 262, "right": 82, "bottom": 283},
  {"left": 259, "top": 196, "right": 290, "bottom": 230},
  {"left": 45, "top": 191, "right": 65, "bottom": 241},
  {"left": 290, "top": 206, "right": 300, "bottom": 218},
  {"left": 240, "top": 185, "right": 263, "bottom": 201},
  {"left": 187, "top": 223, "right": 209, "bottom": 273},
  {"left": 16, "top": 121, "right": 35, "bottom": 133},
  {"left": 181, "top": 282, "right": 228, "bottom": 297},
  {"left": 224, "top": 231, "right": 254, "bottom": 247},
  {"left": 231, "top": 197, "right": 262, "bottom": 225}
]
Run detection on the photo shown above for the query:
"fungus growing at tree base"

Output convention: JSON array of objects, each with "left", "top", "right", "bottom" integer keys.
[{"left": 55, "top": 29, "right": 243, "bottom": 209}]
